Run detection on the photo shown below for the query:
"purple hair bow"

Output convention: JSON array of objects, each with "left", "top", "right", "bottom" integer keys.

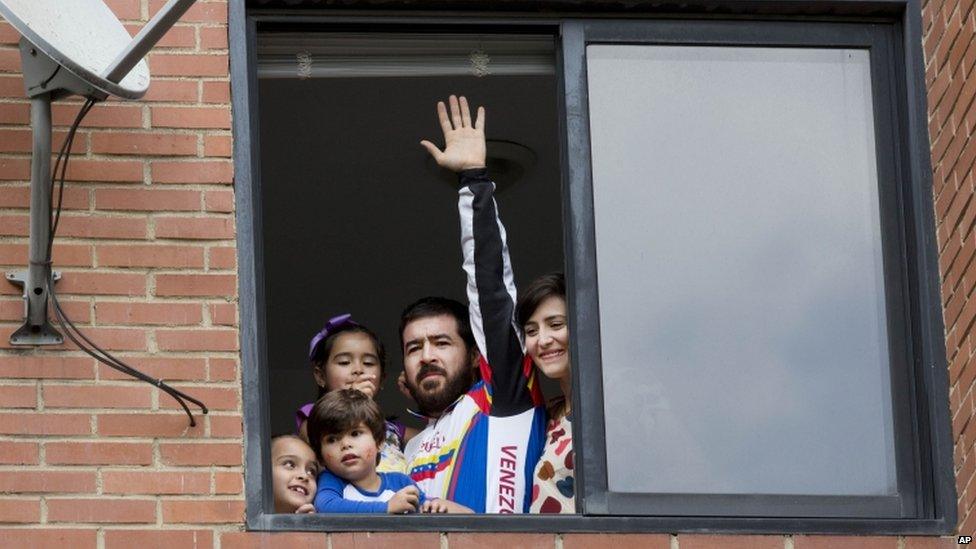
[{"left": 308, "top": 313, "right": 360, "bottom": 362}]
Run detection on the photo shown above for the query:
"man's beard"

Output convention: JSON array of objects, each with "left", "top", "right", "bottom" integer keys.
[{"left": 407, "top": 362, "right": 475, "bottom": 417}]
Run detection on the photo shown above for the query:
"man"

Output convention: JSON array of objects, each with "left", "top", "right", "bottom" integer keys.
[{"left": 399, "top": 95, "right": 547, "bottom": 513}]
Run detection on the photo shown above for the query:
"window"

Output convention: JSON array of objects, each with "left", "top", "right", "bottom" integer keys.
[{"left": 232, "top": 2, "right": 955, "bottom": 534}]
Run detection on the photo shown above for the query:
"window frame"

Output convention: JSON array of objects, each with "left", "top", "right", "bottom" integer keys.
[{"left": 231, "top": 0, "right": 955, "bottom": 534}]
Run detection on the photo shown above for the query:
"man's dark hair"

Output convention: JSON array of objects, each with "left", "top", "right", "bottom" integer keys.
[
  {"left": 399, "top": 296, "right": 475, "bottom": 351},
  {"left": 311, "top": 324, "right": 387, "bottom": 398},
  {"left": 516, "top": 273, "right": 566, "bottom": 327},
  {"left": 306, "top": 389, "right": 385, "bottom": 463}
]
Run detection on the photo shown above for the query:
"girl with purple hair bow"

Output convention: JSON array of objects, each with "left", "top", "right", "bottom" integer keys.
[{"left": 295, "top": 314, "right": 409, "bottom": 474}]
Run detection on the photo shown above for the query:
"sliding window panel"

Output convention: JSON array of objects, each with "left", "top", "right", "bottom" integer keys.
[{"left": 562, "top": 21, "right": 921, "bottom": 518}]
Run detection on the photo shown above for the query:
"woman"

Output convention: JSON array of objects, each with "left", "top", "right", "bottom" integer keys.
[{"left": 517, "top": 273, "right": 574, "bottom": 514}]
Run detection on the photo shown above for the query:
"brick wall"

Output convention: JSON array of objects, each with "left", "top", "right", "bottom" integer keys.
[
  {"left": 928, "top": 0, "right": 976, "bottom": 538},
  {"left": 0, "top": 0, "right": 963, "bottom": 547}
]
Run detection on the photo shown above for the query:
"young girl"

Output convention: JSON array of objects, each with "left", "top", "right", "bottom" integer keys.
[
  {"left": 295, "top": 313, "right": 409, "bottom": 474},
  {"left": 517, "top": 273, "right": 575, "bottom": 514},
  {"left": 271, "top": 434, "right": 319, "bottom": 514}
]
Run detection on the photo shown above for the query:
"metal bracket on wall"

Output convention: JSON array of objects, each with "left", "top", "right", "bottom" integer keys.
[{"left": 6, "top": 270, "right": 62, "bottom": 345}]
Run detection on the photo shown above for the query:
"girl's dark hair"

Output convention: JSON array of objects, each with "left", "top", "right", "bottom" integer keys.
[
  {"left": 312, "top": 324, "right": 387, "bottom": 397},
  {"left": 516, "top": 272, "right": 566, "bottom": 327},
  {"left": 306, "top": 389, "right": 386, "bottom": 463}
]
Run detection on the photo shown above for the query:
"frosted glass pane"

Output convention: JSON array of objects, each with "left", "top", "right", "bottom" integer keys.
[{"left": 587, "top": 45, "right": 896, "bottom": 496}]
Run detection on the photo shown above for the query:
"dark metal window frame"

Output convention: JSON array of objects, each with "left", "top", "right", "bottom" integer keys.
[{"left": 230, "top": 0, "right": 955, "bottom": 534}]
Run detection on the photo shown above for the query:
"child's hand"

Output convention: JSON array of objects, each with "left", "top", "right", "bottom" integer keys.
[
  {"left": 294, "top": 503, "right": 315, "bottom": 514},
  {"left": 347, "top": 374, "right": 378, "bottom": 398},
  {"left": 397, "top": 371, "right": 411, "bottom": 400},
  {"left": 386, "top": 486, "right": 420, "bottom": 514}
]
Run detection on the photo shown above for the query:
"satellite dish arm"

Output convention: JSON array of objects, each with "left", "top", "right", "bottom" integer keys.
[{"left": 103, "top": 0, "right": 196, "bottom": 84}]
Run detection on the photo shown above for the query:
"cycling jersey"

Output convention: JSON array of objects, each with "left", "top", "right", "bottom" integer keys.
[{"left": 404, "top": 168, "right": 547, "bottom": 513}]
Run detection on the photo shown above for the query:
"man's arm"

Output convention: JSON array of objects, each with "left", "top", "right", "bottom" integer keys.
[{"left": 420, "top": 95, "right": 538, "bottom": 416}]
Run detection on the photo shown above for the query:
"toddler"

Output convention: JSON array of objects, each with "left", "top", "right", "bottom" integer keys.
[
  {"left": 309, "top": 389, "right": 469, "bottom": 513},
  {"left": 271, "top": 434, "right": 318, "bottom": 514}
]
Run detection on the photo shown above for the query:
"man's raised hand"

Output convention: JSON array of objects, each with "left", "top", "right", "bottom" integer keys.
[{"left": 420, "top": 95, "right": 486, "bottom": 173}]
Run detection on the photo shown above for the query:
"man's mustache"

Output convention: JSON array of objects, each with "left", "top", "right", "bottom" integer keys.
[{"left": 416, "top": 364, "right": 448, "bottom": 384}]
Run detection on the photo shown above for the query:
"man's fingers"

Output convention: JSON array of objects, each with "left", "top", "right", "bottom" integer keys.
[
  {"left": 436, "top": 101, "right": 452, "bottom": 134},
  {"left": 449, "top": 95, "right": 462, "bottom": 130},
  {"left": 459, "top": 96, "right": 472, "bottom": 128},
  {"left": 475, "top": 106, "right": 485, "bottom": 132}
]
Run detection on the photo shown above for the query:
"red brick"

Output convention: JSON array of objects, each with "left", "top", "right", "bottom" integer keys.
[
  {"left": 156, "top": 328, "right": 239, "bottom": 351},
  {"left": 152, "top": 106, "right": 231, "bottom": 129},
  {"left": 99, "top": 357, "right": 207, "bottom": 381},
  {"left": 0, "top": 441, "right": 38, "bottom": 464},
  {"left": 56, "top": 327, "right": 148, "bottom": 352},
  {"left": 151, "top": 0, "right": 228, "bottom": 23},
  {"left": 96, "top": 301, "right": 203, "bottom": 325},
  {"left": 215, "top": 471, "right": 243, "bottom": 494},
  {"left": 0, "top": 356, "right": 94, "bottom": 380},
  {"left": 0, "top": 384, "right": 36, "bottom": 408},
  {"left": 52, "top": 243, "right": 95, "bottom": 266},
  {"left": 93, "top": 132, "right": 198, "bottom": 156},
  {"left": 0, "top": 214, "right": 27, "bottom": 235},
  {"left": 156, "top": 274, "right": 236, "bottom": 297},
  {"left": 65, "top": 159, "right": 144, "bottom": 182},
  {"left": 0, "top": 412, "right": 91, "bottom": 435},
  {"left": 160, "top": 442, "right": 242, "bottom": 466},
  {"left": 0, "top": 75, "right": 23, "bottom": 97},
  {"left": 124, "top": 25, "right": 197, "bottom": 49},
  {"left": 162, "top": 385, "right": 238, "bottom": 411},
  {"left": 0, "top": 104, "right": 28, "bottom": 124},
  {"left": 152, "top": 160, "right": 233, "bottom": 184},
  {"left": 0, "top": 499, "right": 40, "bottom": 522},
  {"left": 57, "top": 272, "right": 146, "bottom": 296},
  {"left": 99, "top": 412, "right": 204, "bottom": 438},
  {"left": 208, "top": 358, "right": 237, "bottom": 381},
  {"left": 43, "top": 384, "right": 153, "bottom": 409},
  {"left": 103, "top": 470, "right": 211, "bottom": 495},
  {"left": 46, "top": 442, "right": 152, "bottom": 465},
  {"left": 105, "top": 0, "right": 142, "bottom": 20},
  {"left": 333, "top": 533, "right": 440, "bottom": 549},
  {"left": 105, "top": 530, "right": 215, "bottom": 549},
  {"left": 792, "top": 536, "right": 898, "bottom": 549},
  {"left": 903, "top": 536, "right": 964, "bottom": 548},
  {"left": 54, "top": 104, "right": 143, "bottom": 129},
  {"left": 202, "top": 81, "right": 230, "bottom": 103},
  {"left": 203, "top": 135, "right": 232, "bottom": 158},
  {"left": 161, "top": 499, "right": 245, "bottom": 524},
  {"left": 209, "top": 414, "right": 243, "bottom": 437},
  {"left": 0, "top": 470, "right": 94, "bottom": 493},
  {"left": 98, "top": 244, "right": 205, "bottom": 268},
  {"left": 678, "top": 534, "right": 784, "bottom": 549},
  {"left": 151, "top": 54, "right": 229, "bottom": 77},
  {"left": 201, "top": 27, "right": 230, "bottom": 50},
  {"left": 0, "top": 128, "right": 31, "bottom": 152},
  {"left": 219, "top": 532, "right": 329, "bottom": 549},
  {"left": 143, "top": 79, "right": 200, "bottom": 102},
  {"left": 448, "top": 533, "right": 555, "bottom": 549},
  {"left": 209, "top": 246, "right": 237, "bottom": 269},
  {"left": 57, "top": 215, "right": 148, "bottom": 239},
  {"left": 205, "top": 189, "right": 235, "bottom": 212},
  {"left": 0, "top": 529, "right": 96, "bottom": 549},
  {"left": 211, "top": 303, "right": 237, "bottom": 326},
  {"left": 0, "top": 158, "right": 29, "bottom": 180},
  {"left": 47, "top": 498, "right": 156, "bottom": 523},
  {"left": 96, "top": 188, "right": 202, "bottom": 212},
  {"left": 0, "top": 49, "right": 21, "bottom": 72},
  {"left": 0, "top": 185, "right": 90, "bottom": 210},
  {"left": 0, "top": 22, "right": 19, "bottom": 45},
  {"left": 156, "top": 216, "right": 234, "bottom": 240}
]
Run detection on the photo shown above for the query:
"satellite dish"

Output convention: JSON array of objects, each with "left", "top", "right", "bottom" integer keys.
[
  {"left": 0, "top": 0, "right": 197, "bottom": 345},
  {"left": 0, "top": 0, "right": 150, "bottom": 99}
]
